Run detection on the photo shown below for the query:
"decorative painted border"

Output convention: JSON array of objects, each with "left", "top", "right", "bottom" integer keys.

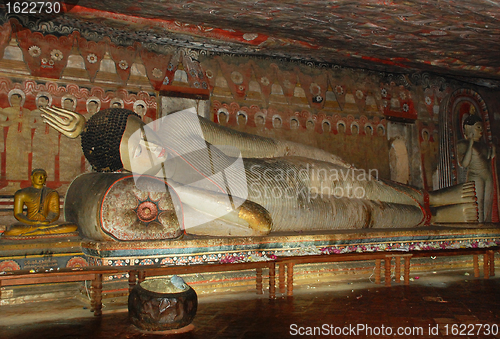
[
  {"left": 0, "top": 254, "right": 88, "bottom": 272},
  {"left": 81, "top": 228, "right": 500, "bottom": 267}
]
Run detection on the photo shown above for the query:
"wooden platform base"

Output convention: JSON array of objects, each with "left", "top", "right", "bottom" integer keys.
[
  {"left": 1, "top": 247, "right": 497, "bottom": 316},
  {"left": 274, "top": 247, "right": 497, "bottom": 297}
]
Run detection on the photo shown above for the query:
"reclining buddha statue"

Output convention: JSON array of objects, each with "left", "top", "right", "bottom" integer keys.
[{"left": 40, "top": 106, "right": 479, "bottom": 240}]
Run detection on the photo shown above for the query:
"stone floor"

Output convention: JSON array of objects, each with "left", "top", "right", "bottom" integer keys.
[{"left": 1, "top": 271, "right": 499, "bottom": 339}]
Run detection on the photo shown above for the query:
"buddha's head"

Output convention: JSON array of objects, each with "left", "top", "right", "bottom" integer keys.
[
  {"left": 218, "top": 111, "right": 228, "bottom": 124},
  {"left": 135, "top": 104, "right": 146, "bottom": 116},
  {"left": 337, "top": 122, "right": 346, "bottom": 134},
  {"left": 237, "top": 113, "right": 247, "bottom": 126},
  {"left": 351, "top": 124, "right": 359, "bottom": 135},
  {"left": 422, "top": 130, "right": 429, "bottom": 142},
  {"left": 87, "top": 100, "right": 100, "bottom": 115},
  {"left": 255, "top": 115, "right": 265, "bottom": 126},
  {"left": 82, "top": 108, "right": 167, "bottom": 175},
  {"left": 273, "top": 116, "right": 282, "bottom": 129},
  {"left": 463, "top": 114, "right": 483, "bottom": 142},
  {"left": 63, "top": 98, "right": 75, "bottom": 110},
  {"left": 376, "top": 125, "right": 385, "bottom": 136},
  {"left": 37, "top": 96, "right": 50, "bottom": 109},
  {"left": 322, "top": 121, "right": 331, "bottom": 132},
  {"left": 10, "top": 93, "right": 22, "bottom": 107},
  {"left": 31, "top": 168, "right": 47, "bottom": 188}
]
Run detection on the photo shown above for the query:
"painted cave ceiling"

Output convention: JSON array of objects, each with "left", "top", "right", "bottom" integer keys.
[{"left": 2, "top": 0, "right": 500, "bottom": 87}]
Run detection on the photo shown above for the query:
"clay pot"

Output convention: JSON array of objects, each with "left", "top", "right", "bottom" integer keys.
[{"left": 128, "top": 278, "right": 198, "bottom": 331}]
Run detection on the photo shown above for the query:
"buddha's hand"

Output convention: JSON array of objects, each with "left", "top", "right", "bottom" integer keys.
[
  {"left": 40, "top": 106, "right": 86, "bottom": 139},
  {"left": 31, "top": 213, "right": 50, "bottom": 223},
  {"left": 37, "top": 219, "right": 51, "bottom": 225},
  {"left": 465, "top": 130, "right": 474, "bottom": 141}
]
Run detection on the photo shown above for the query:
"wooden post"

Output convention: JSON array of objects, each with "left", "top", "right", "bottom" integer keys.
[
  {"left": 473, "top": 254, "right": 479, "bottom": 278},
  {"left": 287, "top": 263, "right": 294, "bottom": 297},
  {"left": 138, "top": 270, "right": 146, "bottom": 283},
  {"left": 375, "top": 259, "right": 381, "bottom": 284},
  {"left": 395, "top": 256, "right": 401, "bottom": 283},
  {"left": 483, "top": 253, "right": 489, "bottom": 279},
  {"left": 269, "top": 263, "right": 276, "bottom": 299},
  {"left": 89, "top": 280, "right": 95, "bottom": 312},
  {"left": 128, "top": 270, "right": 137, "bottom": 293},
  {"left": 384, "top": 257, "right": 391, "bottom": 287},
  {"left": 404, "top": 256, "right": 411, "bottom": 285},
  {"left": 256, "top": 267, "right": 263, "bottom": 294},
  {"left": 278, "top": 263, "right": 285, "bottom": 294},
  {"left": 488, "top": 250, "right": 495, "bottom": 277},
  {"left": 92, "top": 274, "right": 103, "bottom": 316}
]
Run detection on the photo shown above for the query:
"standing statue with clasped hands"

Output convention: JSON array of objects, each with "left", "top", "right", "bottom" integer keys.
[{"left": 458, "top": 114, "right": 495, "bottom": 222}]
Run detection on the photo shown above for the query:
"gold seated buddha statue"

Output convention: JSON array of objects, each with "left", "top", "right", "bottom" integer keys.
[{"left": 4, "top": 169, "right": 78, "bottom": 237}]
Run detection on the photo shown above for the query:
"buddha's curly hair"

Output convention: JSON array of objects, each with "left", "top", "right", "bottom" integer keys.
[
  {"left": 81, "top": 108, "right": 140, "bottom": 172},
  {"left": 463, "top": 114, "right": 483, "bottom": 127}
]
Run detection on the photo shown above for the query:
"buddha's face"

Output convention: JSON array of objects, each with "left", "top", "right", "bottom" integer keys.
[
  {"left": 88, "top": 101, "right": 99, "bottom": 114},
  {"left": 219, "top": 112, "right": 228, "bottom": 124},
  {"left": 10, "top": 94, "right": 22, "bottom": 107},
  {"left": 465, "top": 122, "right": 483, "bottom": 142},
  {"left": 31, "top": 171, "right": 47, "bottom": 187},
  {"left": 377, "top": 126, "right": 385, "bottom": 136},
  {"left": 255, "top": 115, "right": 265, "bottom": 126},
  {"left": 322, "top": 122, "right": 330, "bottom": 132},
  {"left": 135, "top": 104, "right": 146, "bottom": 116},
  {"left": 120, "top": 115, "right": 168, "bottom": 175},
  {"left": 63, "top": 99, "right": 74, "bottom": 110},
  {"left": 237, "top": 114, "right": 246, "bottom": 125},
  {"left": 422, "top": 131, "right": 429, "bottom": 142},
  {"left": 37, "top": 97, "right": 49, "bottom": 109}
]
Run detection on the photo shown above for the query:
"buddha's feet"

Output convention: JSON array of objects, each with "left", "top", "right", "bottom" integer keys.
[
  {"left": 431, "top": 202, "right": 478, "bottom": 223},
  {"left": 428, "top": 181, "right": 477, "bottom": 207}
]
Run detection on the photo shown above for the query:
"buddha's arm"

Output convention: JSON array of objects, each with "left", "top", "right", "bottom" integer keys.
[
  {"left": 45, "top": 191, "right": 60, "bottom": 223},
  {"left": 198, "top": 116, "right": 350, "bottom": 167},
  {"left": 170, "top": 182, "right": 272, "bottom": 236}
]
